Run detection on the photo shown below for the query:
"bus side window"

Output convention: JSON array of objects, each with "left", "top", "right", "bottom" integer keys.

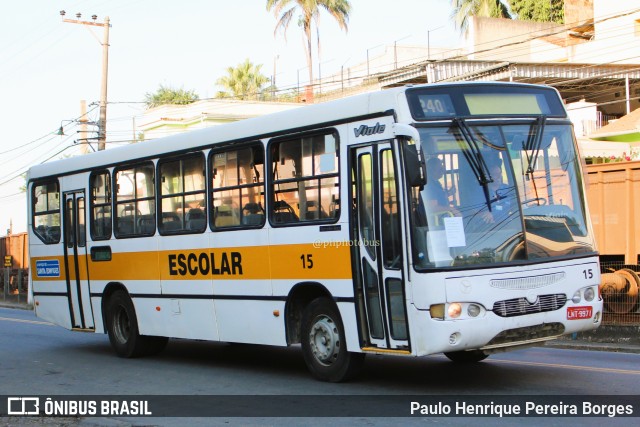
[
  {"left": 32, "top": 181, "right": 61, "bottom": 244},
  {"left": 211, "top": 143, "right": 265, "bottom": 230},
  {"left": 158, "top": 153, "right": 206, "bottom": 234},
  {"left": 270, "top": 132, "right": 339, "bottom": 225},
  {"left": 114, "top": 163, "right": 156, "bottom": 238},
  {"left": 90, "top": 171, "right": 112, "bottom": 240}
]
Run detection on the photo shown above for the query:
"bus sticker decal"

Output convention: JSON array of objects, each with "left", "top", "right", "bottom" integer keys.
[{"left": 35, "top": 259, "right": 60, "bottom": 278}]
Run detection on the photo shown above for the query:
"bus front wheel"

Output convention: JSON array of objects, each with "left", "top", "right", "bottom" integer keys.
[
  {"left": 105, "top": 290, "right": 168, "bottom": 358},
  {"left": 301, "top": 297, "right": 365, "bottom": 382},
  {"left": 444, "top": 350, "right": 489, "bottom": 363}
]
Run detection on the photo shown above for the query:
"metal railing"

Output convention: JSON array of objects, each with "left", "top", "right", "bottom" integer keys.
[{"left": 1, "top": 268, "right": 29, "bottom": 305}]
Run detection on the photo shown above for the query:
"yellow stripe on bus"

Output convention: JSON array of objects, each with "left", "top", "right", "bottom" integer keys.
[{"left": 31, "top": 243, "right": 353, "bottom": 282}]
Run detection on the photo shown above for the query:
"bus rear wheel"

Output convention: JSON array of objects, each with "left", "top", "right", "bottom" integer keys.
[
  {"left": 444, "top": 350, "right": 489, "bottom": 363},
  {"left": 301, "top": 297, "right": 365, "bottom": 382},
  {"left": 105, "top": 290, "right": 168, "bottom": 358}
]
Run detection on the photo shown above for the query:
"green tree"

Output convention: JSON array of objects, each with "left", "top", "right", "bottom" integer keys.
[
  {"left": 144, "top": 84, "right": 199, "bottom": 109},
  {"left": 509, "top": 0, "right": 564, "bottom": 24},
  {"left": 216, "top": 59, "right": 270, "bottom": 100},
  {"left": 267, "top": 0, "right": 351, "bottom": 87},
  {"left": 19, "top": 173, "right": 26, "bottom": 193},
  {"left": 451, "top": 0, "right": 512, "bottom": 33}
]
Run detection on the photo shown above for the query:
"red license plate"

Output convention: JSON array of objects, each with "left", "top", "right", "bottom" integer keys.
[{"left": 567, "top": 306, "right": 592, "bottom": 320}]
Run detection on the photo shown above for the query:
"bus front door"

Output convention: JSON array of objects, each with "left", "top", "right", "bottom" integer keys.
[
  {"left": 63, "top": 191, "right": 95, "bottom": 330},
  {"left": 352, "top": 142, "right": 409, "bottom": 351}
]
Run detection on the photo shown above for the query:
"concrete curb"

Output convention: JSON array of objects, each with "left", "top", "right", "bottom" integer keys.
[
  {"left": 544, "top": 340, "right": 640, "bottom": 354},
  {"left": 0, "top": 301, "right": 33, "bottom": 310}
]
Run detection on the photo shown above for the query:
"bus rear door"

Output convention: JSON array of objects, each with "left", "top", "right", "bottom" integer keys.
[{"left": 63, "top": 191, "right": 95, "bottom": 330}]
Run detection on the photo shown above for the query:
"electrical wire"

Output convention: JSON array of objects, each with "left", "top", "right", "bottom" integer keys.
[{"left": 5, "top": 3, "right": 640, "bottom": 185}]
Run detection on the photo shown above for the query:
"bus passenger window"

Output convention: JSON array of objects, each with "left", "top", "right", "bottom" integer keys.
[
  {"left": 90, "top": 171, "right": 112, "bottom": 240},
  {"left": 158, "top": 153, "right": 206, "bottom": 234},
  {"left": 270, "top": 132, "right": 339, "bottom": 225},
  {"left": 211, "top": 143, "right": 265, "bottom": 229},
  {"left": 32, "top": 181, "right": 61, "bottom": 244},
  {"left": 114, "top": 163, "right": 155, "bottom": 237}
]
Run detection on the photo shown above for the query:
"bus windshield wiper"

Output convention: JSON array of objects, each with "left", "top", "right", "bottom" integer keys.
[
  {"left": 525, "top": 116, "right": 546, "bottom": 174},
  {"left": 453, "top": 118, "right": 493, "bottom": 210}
]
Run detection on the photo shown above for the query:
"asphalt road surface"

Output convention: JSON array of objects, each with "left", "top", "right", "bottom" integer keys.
[{"left": 1, "top": 307, "right": 638, "bottom": 426}]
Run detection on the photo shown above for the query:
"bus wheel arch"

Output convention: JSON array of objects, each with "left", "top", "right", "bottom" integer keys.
[
  {"left": 285, "top": 282, "right": 332, "bottom": 345},
  {"left": 101, "top": 282, "right": 128, "bottom": 331},
  {"left": 103, "top": 284, "right": 168, "bottom": 358}
]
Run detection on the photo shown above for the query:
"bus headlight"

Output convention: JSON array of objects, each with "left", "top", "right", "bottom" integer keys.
[
  {"left": 430, "top": 302, "right": 486, "bottom": 320},
  {"left": 467, "top": 304, "right": 481, "bottom": 317},
  {"left": 572, "top": 290, "right": 582, "bottom": 304},
  {"left": 572, "top": 286, "right": 596, "bottom": 304},
  {"left": 584, "top": 287, "right": 595, "bottom": 302},
  {"left": 448, "top": 303, "right": 462, "bottom": 318}
]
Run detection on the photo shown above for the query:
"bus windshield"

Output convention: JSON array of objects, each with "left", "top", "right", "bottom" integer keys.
[{"left": 408, "top": 120, "right": 596, "bottom": 269}]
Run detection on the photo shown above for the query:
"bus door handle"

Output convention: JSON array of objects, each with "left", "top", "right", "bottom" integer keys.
[{"left": 90, "top": 246, "right": 112, "bottom": 262}]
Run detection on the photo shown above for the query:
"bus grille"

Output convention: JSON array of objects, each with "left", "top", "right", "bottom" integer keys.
[
  {"left": 492, "top": 294, "right": 567, "bottom": 317},
  {"left": 490, "top": 272, "right": 565, "bottom": 290}
]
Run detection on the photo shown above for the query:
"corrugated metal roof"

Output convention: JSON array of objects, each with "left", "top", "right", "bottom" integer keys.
[{"left": 378, "top": 60, "right": 640, "bottom": 88}]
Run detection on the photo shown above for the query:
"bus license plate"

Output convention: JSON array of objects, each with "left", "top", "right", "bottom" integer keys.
[{"left": 567, "top": 306, "right": 592, "bottom": 320}]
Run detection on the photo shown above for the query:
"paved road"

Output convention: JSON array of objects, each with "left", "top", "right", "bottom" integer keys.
[{"left": 1, "top": 307, "right": 638, "bottom": 426}]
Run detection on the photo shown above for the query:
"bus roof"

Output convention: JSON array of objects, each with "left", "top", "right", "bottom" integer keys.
[
  {"left": 28, "top": 85, "right": 412, "bottom": 181},
  {"left": 27, "top": 82, "right": 558, "bottom": 181}
]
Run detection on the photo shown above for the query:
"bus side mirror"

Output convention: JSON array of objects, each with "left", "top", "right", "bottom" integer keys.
[
  {"left": 403, "top": 143, "right": 427, "bottom": 188},
  {"left": 394, "top": 123, "right": 426, "bottom": 188}
]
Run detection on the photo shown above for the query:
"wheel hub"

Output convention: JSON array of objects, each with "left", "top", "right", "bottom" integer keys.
[{"left": 309, "top": 315, "right": 340, "bottom": 365}]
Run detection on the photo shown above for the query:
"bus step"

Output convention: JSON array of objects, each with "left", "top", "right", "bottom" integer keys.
[
  {"left": 71, "top": 327, "right": 96, "bottom": 333},
  {"left": 361, "top": 347, "right": 411, "bottom": 355}
]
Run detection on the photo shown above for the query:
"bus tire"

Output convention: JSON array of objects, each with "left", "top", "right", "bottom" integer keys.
[
  {"left": 301, "top": 297, "right": 365, "bottom": 382},
  {"left": 444, "top": 350, "right": 489, "bottom": 363},
  {"left": 105, "top": 290, "right": 168, "bottom": 358}
]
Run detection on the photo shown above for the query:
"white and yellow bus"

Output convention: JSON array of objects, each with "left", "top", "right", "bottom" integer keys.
[{"left": 28, "top": 82, "right": 602, "bottom": 382}]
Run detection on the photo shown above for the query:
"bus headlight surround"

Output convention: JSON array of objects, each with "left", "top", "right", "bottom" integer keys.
[{"left": 430, "top": 302, "right": 486, "bottom": 320}]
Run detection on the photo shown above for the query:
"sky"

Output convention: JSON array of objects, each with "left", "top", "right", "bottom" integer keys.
[{"left": 0, "top": 0, "right": 462, "bottom": 235}]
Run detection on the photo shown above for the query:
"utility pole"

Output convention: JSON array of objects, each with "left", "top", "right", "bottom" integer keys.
[
  {"left": 79, "top": 100, "right": 89, "bottom": 154},
  {"left": 427, "top": 26, "right": 443, "bottom": 61},
  {"left": 60, "top": 11, "right": 110, "bottom": 151}
]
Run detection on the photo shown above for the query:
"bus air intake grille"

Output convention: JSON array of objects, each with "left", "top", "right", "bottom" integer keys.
[
  {"left": 482, "top": 323, "right": 565, "bottom": 349},
  {"left": 490, "top": 272, "right": 565, "bottom": 290},
  {"left": 492, "top": 293, "right": 567, "bottom": 317}
]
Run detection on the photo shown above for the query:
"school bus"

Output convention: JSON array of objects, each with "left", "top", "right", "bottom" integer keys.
[{"left": 28, "top": 82, "right": 602, "bottom": 381}]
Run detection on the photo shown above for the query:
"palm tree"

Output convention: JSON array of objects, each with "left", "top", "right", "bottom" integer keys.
[
  {"left": 451, "top": 0, "right": 512, "bottom": 34},
  {"left": 144, "top": 84, "right": 199, "bottom": 109},
  {"left": 216, "top": 59, "right": 270, "bottom": 100},
  {"left": 266, "top": 0, "right": 351, "bottom": 92},
  {"left": 509, "top": 0, "right": 564, "bottom": 24}
]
